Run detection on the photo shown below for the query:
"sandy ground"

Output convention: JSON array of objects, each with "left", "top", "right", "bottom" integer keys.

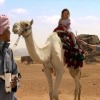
[{"left": 16, "top": 60, "right": 100, "bottom": 100}]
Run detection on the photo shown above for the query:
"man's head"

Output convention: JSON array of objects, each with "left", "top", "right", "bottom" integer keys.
[{"left": 0, "top": 15, "right": 10, "bottom": 42}]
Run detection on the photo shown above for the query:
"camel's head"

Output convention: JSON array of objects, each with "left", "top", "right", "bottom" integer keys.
[{"left": 12, "top": 20, "right": 33, "bottom": 38}]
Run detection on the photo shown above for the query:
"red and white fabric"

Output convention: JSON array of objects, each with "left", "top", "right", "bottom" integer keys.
[{"left": 0, "top": 15, "right": 10, "bottom": 35}]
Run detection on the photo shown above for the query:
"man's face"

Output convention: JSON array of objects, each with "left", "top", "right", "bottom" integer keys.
[{"left": 0, "top": 28, "right": 11, "bottom": 42}]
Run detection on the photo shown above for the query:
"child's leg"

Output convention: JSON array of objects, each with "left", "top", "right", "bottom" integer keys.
[
  {"left": 70, "top": 32, "right": 77, "bottom": 45},
  {"left": 70, "top": 32, "right": 79, "bottom": 49}
]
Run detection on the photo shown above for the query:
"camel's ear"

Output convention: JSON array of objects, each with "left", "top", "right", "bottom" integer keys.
[{"left": 30, "top": 19, "right": 33, "bottom": 25}]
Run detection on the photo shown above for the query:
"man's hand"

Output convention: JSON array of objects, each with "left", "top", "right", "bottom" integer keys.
[
  {"left": 78, "top": 39, "right": 88, "bottom": 45},
  {"left": 11, "top": 77, "right": 19, "bottom": 88}
]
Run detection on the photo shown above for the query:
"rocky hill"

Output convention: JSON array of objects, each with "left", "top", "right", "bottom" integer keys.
[{"left": 78, "top": 34, "right": 100, "bottom": 63}]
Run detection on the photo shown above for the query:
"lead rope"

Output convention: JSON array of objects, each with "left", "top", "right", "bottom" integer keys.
[{"left": 12, "top": 35, "right": 21, "bottom": 51}]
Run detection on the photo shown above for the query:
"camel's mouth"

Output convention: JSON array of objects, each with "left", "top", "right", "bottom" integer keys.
[
  {"left": 12, "top": 23, "right": 21, "bottom": 34},
  {"left": 12, "top": 28, "right": 19, "bottom": 34}
]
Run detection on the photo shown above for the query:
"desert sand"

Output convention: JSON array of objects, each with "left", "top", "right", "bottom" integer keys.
[{"left": 16, "top": 60, "right": 100, "bottom": 100}]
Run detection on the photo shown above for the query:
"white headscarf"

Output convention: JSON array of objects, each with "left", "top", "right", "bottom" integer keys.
[{"left": 0, "top": 15, "right": 10, "bottom": 35}]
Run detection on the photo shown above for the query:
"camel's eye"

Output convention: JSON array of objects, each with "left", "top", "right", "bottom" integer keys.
[
  {"left": 13, "top": 24, "right": 17, "bottom": 28},
  {"left": 25, "top": 24, "right": 28, "bottom": 27}
]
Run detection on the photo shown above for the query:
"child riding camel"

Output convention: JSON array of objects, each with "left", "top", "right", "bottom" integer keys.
[
  {"left": 54, "top": 9, "right": 84, "bottom": 68},
  {"left": 54, "top": 8, "right": 78, "bottom": 49}
]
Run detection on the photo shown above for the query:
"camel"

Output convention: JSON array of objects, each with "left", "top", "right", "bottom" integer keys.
[{"left": 12, "top": 20, "right": 82, "bottom": 100}]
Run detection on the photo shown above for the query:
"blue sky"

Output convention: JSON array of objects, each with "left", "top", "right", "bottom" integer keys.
[{"left": 0, "top": 0, "right": 100, "bottom": 49}]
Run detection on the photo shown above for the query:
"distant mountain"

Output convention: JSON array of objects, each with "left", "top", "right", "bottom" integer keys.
[{"left": 13, "top": 48, "right": 29, "bottom": 57}]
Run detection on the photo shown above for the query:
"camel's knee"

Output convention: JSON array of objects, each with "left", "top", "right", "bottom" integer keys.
[
  {"left": 74, "top": 86, "right": 81, "bottom": 100},
  {"left": 49, "top": 91, "right": 59, "bottom": 100},
  {"left": 53, "top": 92, "right": 59, "bottom": 100},
  {"left": 75, "top": 85, "right": 81, "bottom": 94},
  {"left": 49, "top": 92, "right": 53, "bottom": 100},
  {"left": 74, "top": 79, "right": 82, "bottom": 99}
]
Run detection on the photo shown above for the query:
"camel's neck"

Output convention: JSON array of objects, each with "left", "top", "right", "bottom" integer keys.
[{"left": 24, "top": 32, "right": 43, "bottom": 63}]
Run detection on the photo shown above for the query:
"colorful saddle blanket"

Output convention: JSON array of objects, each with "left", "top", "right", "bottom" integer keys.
[{"left": 54, "top": 25, "right": 84, "bottom": 69}]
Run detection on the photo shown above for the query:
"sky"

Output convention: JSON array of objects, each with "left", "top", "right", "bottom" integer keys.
[{"left": 0, "top": 0, "right": 100, "bottom": 49}]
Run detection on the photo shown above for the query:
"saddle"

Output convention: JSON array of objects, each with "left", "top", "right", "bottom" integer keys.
[{"left": 54, "top": 25, "right": 84, "bottom": 69}]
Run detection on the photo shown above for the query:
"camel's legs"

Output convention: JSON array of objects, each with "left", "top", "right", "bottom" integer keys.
[
  {"left": 69, "top": 67, "right": 81, "bottom": 100},
  {"left": 53, "top": 66, "right": 64, "bottom": 100},
  {"left": 43, "top": 64, "right": 53, "bottom": 100}
]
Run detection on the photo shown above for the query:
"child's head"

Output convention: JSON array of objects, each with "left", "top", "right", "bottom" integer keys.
[{"left": 61, "top": 8, "right": 70, "bottom": 19}]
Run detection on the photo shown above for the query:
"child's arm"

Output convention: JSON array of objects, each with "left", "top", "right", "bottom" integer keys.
[{"left": 65, "top": 19, "right": 71, "bottom": 29}]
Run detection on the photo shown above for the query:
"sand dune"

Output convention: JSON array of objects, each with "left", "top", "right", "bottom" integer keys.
[{"left": 16, "top": 61, "right": 100, "bottom": 100}]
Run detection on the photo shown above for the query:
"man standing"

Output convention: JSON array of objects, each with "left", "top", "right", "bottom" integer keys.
[{"left": 0, "top": 15, "right": 21, "bottom": 100}]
